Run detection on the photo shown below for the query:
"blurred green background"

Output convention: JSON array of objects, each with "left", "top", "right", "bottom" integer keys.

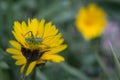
[{"left": 0, "top": 0, "right": 120, "bottom": 80}]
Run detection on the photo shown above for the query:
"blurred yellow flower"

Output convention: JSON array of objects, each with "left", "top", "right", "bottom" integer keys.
[
  {"left": 75, "top": 4, "right": 107, "bottom": 40},
  {"left": 6, "top": 18, "right": 67, "bottom": 76}
]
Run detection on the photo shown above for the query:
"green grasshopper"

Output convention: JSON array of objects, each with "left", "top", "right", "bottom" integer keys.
[{"left": 24, "top": 31, "right": 43, "bottom": 44}]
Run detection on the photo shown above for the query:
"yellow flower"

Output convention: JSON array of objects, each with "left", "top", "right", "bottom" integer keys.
[
  {"left": 6, "top": 18, "right": 67, "bottom": 76},
  {"left": 75, "top": 4, "right": 107, "bottom": 40}
]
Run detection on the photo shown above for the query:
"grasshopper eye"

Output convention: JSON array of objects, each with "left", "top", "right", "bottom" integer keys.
[
  {"left": 35, "top": 38, "right": 42, "bottom": 42},
  {"left": 35, "top": 38, "right": 42, "bottom": 44}
]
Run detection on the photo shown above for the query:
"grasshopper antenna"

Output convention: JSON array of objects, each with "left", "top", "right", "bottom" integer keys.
[{"left": 24, "top": 31, "right": 35, "bottom": 39}]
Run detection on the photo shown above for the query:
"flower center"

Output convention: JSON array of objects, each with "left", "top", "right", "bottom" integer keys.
[
  {"left": 85, "top": 18, "right": 95, "bottom": 26},
  {"left": 21, "top": 47, "right": 44, "bottom": 62}
]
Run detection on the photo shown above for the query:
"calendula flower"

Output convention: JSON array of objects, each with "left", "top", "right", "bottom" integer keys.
[
  {"left": 75, "top": 4, "right": 107, "bottom": 40},
  {"left": 6, "top": 18, "right": 67, "bottom": 76}
]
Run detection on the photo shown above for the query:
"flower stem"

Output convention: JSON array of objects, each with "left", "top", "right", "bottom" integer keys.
[
  {"left": 109, "top": 41, "right": 120, "bottom": 80},
  {"left": 96, "top": 53, "right": 112, "bottom": 80},
  {"left": 33, "top": 68, "right": 36, "bottom": 80},
  {"left": 21, "top": 74, "right": 26, "bottom": 80}
]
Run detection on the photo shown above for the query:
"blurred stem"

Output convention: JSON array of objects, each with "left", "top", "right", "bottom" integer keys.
[
  {"left": 32, "top": 68, "right": 36, "bottom": 80},
  {"left": 96, "top": 53, "right": 112, "bottom": 80},
  {"left": 109, "top": 41, "right": 120, "bottom": 80},
  {"left": 21, "top": 62, "right": 31, "bottom": 80},
  {"left": 21, "top": 74, "right": 26, "bottom": 80},
  {"left": 60, "top": 62, "right": 90, "bottom": 80},
  {"left": 91, "top": 38, "right": 112, "bottom": 80}
]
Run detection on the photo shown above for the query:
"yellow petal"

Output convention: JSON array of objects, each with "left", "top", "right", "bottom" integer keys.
[
  {"left": 50, "top": 38, "right": 64, "bottom": 47},
  {"left": 25, "top": 61, "right": 36, "bottom": 76},
  {"left": 13, "top": 21, "right": 22, "bottom": 34},
  {"left": 50, "top": 25, "right": 58, "bottom": 36},
  {"left": 12, "top": 55, "right": 25, "bottom": 60},
  {"left": 42, "top": 33, "right": 62, "bottom": 47},
  {"left": 44, "top": 25, "right": 58, "bottom": 38},
  {"left": 21, "top": 21, "right": 28, "bottom": 35},
  {"left": 47, "top": 44, "right": 67, "bottom": 54},
  {"left": 9, "top": 40, "right": 21, "bottom": 50},
  {"left": 28, "top": 18, "right": 39, "bottom": 36},
  {"left": 42, "top": 54, "right": 64, "bottom": 63},
  {"left": 20, "top": 64, "right": 26, "bottom": 73},
  {"left": 12, "top": 31, "right": 25, "bottom": 46},
  {"left": 38, "top": 19, "right": 45, "bottom": 38},
  {"left": 36, "top": 59, "right": 45, "bottom": 64},
  {"left": 6, "top": 48, "right": 22, "bottom": 55},
  {"left": 43, "top": 22, "right": 52, "bottom": 38},
  {"left": 15, "top": 59, "right": 26, "bottom": 65}
]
